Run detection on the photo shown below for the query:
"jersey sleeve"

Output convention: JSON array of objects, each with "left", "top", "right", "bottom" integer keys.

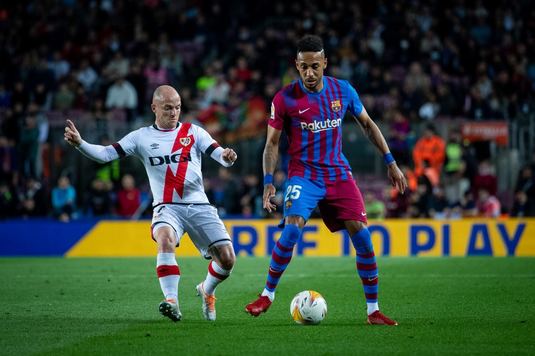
[
  {"left": 193, "top": 124, "right": 218, "bottom": 153},
  {"left": 268, "top": 91, "right": 285, "bottom": 130},
  {"left": 115, "top": 129, "right": 140, "bottom": 157},
  {"left": 346, "top": 81, "right": 364, "bottom": 117},
  {"left": 193, "top": 125, "right": 234, "bottom": 167}
]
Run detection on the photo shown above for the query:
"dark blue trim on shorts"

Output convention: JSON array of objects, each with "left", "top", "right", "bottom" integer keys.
[{"left": 151, "top": 221, "right": 179, "bottom": 247}]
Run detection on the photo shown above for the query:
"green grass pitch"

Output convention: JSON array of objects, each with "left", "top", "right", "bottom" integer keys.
[{"left": 1, "top": 257, "right": 534, "bottom": 355}]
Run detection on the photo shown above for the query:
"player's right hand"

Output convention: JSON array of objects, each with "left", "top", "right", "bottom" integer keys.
[
  {"left": 263, "top": 184, "right": 277, "bottom": 213},
  {"left": 64, "top": 119, "right": 82, "bottom": 147}
]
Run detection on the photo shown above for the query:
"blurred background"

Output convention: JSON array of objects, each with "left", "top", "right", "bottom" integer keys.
[{"left": 1, "top": 0, "right": 534, "bottom": 223}]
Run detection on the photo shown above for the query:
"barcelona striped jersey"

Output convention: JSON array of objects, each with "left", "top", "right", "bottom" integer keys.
[{"left": 269, "top": 76, "right": 363, "bottom": 181}]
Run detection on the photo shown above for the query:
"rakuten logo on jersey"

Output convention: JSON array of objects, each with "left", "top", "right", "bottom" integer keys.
[
  {"left": 149, "top": 153, "right": 191, "bottom": 166},
  {"left": 300, "top": 118, "right": 342, "bottom": 132}
]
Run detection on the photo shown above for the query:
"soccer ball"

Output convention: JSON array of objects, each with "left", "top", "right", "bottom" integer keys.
[{"left": 290, "top": 290, "right": 327, "bottom": 325}]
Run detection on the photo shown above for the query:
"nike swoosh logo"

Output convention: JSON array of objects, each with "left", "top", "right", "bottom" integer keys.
[
  {"left": 299, "top": 108, "right": 310, "bottom": 114},
  {"left": 361, "top": 212, "right": 367, "bottom": 216}
]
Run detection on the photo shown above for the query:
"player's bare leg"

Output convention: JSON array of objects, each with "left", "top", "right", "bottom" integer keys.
[
  {"left": 155, "top": 225, "right": 182, "bottom": 322},
  {"left": 196, "top": 243, "right": 235, "bottom": 321},
  {"left": 345, "top": 220, "right": 397, "bottom": 326}
]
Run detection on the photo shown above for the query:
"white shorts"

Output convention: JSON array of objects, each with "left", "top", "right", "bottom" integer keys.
[{"left": 151, "top": 203, "right": 231, "bottom": 258}]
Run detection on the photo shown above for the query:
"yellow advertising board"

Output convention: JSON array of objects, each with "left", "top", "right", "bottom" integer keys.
[{"left": 66, "top": 218, "right": 535, "bottom": 257}]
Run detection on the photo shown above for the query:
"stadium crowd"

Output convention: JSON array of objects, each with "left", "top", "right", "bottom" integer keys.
[{"left": 0, "top": 0, "right": 534, "bottom": 220}]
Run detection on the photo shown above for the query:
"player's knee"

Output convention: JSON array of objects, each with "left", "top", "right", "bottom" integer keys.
[
  {"left": 286, "top": 215, "right": 305, "bottom": 228},
  {"left": 218, "top": 245, "right": 236, "bottom": 270},
  {"left": 155, "top": 230, "right": 176, "bottom": 252},
  {"left": 283, "top": 223, "right": 302, "bottom": 245},
  {"left": 345, "top": 220, "right": 366, "bottom": 236}
]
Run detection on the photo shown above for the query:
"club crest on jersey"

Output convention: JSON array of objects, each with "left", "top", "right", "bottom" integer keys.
[
  {"left": 331, "top": 100, "right": 341, "bottom": 112},
  {"left": 180, "top": 136, "right": 192, "bottom": 147}
]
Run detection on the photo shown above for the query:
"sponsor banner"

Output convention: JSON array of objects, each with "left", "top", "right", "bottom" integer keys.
[
  {"left": 461, "top": 121, "right": 509, "bottom": 146},
  {"left": 66, "top": 218, "right": 535, "bottom": 257}
]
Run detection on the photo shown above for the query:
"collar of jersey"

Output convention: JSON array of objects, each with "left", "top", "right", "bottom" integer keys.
[
  {"left": 298, "top": 77, "right": 326, "bottom": 95},
  {"left": 152, "top": 123, "right": 180, "bottom": 132}
]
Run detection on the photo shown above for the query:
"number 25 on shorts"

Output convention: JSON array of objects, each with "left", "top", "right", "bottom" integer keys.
[{"left": 285, "top": 185, "right": 302, "bottom": 201}]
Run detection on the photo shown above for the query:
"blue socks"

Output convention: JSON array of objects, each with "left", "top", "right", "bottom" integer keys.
[
  {"left": 265, "top": 224, "right": 302, "bottom": 293},
  {"left": 350, "top": 227, "right": 379, "bottom": 312}
]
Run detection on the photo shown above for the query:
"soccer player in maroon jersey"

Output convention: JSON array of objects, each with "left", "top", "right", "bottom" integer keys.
[
  {"left": 65, "top": 85, "right": 238, "bottom": 322},
  {"left": 245, "top": 35, "right": 407, "bottom": 325}
]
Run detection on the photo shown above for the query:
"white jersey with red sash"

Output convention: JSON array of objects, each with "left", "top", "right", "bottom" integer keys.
[{"left": 113, "top": 122, "right": 220, "bottom": 206}]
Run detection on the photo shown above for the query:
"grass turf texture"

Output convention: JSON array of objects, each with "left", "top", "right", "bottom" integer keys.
[{"left": 1, "top": 257, "right": 534, "bottom": 355}]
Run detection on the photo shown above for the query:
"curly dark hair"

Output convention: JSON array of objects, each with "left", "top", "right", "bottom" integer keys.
[{"left": 296, "top": 35, "right": 324, "bottom": 54}]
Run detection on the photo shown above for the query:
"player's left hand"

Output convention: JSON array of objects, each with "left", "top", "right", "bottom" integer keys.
[
  {"left": 222, "top": 148, "right": 237, "bottom": 164},
  {"left": 387, "top": 163, "right": 408, "bottom": 194}
]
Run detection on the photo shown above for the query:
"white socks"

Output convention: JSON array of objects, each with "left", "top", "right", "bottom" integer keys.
[
  {"left": 202, "top": 261, "right": 232, "bottom": 295},
  {"left": 367, "top": 302, "right": 379, "bottom": 315},
  {"left": 261, "top": 288, "right": 275, "bottom": 302},
  {"left": 156, "top": 253, "right": 180, "bottom": 301}
]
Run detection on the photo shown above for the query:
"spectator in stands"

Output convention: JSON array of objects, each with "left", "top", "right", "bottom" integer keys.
[
  {"left": 53, "top": 82, "right": 75, "bottom": 111},
  {"left": 102, "top": 51, "right": 130, "bottom": 82},
  {"left": 429, "top": 187, "right": 449, "bottom": 219},
  {"left": 76, "top": 59, "right": 98, "bottom": 93},
  {"left": 127, "top": 60, "right": 148, "bottom": 116},
  {"left": 116, "top": 174, "right": 141, "bottom": 218},
  {"left": 408, "top": 179, "right": 433, "bottom": 218},
  {"left": 18, "top": 177, "right": 47, "bottom": 218},
  {"left": 47, "top": 51, "right": 70, "bottom": 81},
  {"left": 460, "top": 190, "right": 478, "bottom": 217},
  {"left": 510, "top": 191, "right": 530, "bottom": 217},
  {"left": 86, "top": 178, "right": 113, "bottom": 217},
  {"left": 239, "top": 173, "right": 260, "bottom": 218},
  {"left": 513, "top": 165, "right": 535, "bottom": 216},
  {"left": 472, "top": 160, "right": 497, "bottom": 197},
  {"left": 387, "top": 111, "right": 411, "bottom": 166},
  {"left": 51, "top": 175, "right": 76, "bottom": 222},
  {"left": 412, "top": 124, "right": 445, "bottom": 177},
  {"left": 105, "top": 76, "right": 138, "bottom": 124},
  {"left": 214, "top": 167, "right": 241, "bottom": 217},
  {"left": 0, "top": 136, "right": 17, "bottom": 182},
  {"left": 144, "top": 57, "right": 169, "bottom": 102},
  {"left": 364, "top": 192, "right": 386, "bottom": 220},
  {"left": 0, "top": 179, "right": 18, "bottom": 219},
  {"left": 477, "top": 188, "right": 501, "bottom": 218},
  {"left": 18, "top": 110, "right": 40, "bottom": 179},
  {"left": 0, "top": 83, "right": 12, "bottom": 110}
]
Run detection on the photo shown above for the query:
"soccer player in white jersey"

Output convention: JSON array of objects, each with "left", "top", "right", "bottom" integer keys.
[{"left": 64, "top": 85, "right": 237, "bottom": 322}]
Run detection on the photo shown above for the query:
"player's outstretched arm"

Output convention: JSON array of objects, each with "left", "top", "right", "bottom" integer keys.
[
  {"left": 64, "top": 120, "right": 120, "bottom": 164},
  {"left": 354, "top": 109, "right": 408, "bottom": 194},
  {"left": 262, "top": 126, "right": 281, "bottom": 212}
]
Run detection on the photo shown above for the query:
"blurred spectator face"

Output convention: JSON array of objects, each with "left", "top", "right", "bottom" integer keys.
[
  {"left": 423, "top": 127, "right": 434, "bottom": 138},
  {"left": 121, "top": 174, "right": 135, "bottom": 190},
  {"left": 365, "top": 192, "right": 376, "bottom": 203},
  {"left": 92, "top": 179, "right": 105, "bottom": 191},
  {"left": 448, "top": 130, "right": 461, "bottom": 143},
  {"left": 478, "top": 189, "right": 490, "bottom": 202},
  {"left": 515, "top": 191, "right": 527, "bottom": 204},
  {"left": 521, "top": 166, "right": 532, "bottom": 179},
  {"left": 478, "top": 161, "right": 493, "bottom": 175},
  {"left": 58, "top": 176, "right": 70, "bottom": 188},
  {"left": 295, "top": 51, "right": 327, "bottom": 92}
]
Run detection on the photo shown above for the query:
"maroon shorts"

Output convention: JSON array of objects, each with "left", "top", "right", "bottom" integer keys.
[{"left": 318, "top": 178, "right": 367, "bottom": 232}]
